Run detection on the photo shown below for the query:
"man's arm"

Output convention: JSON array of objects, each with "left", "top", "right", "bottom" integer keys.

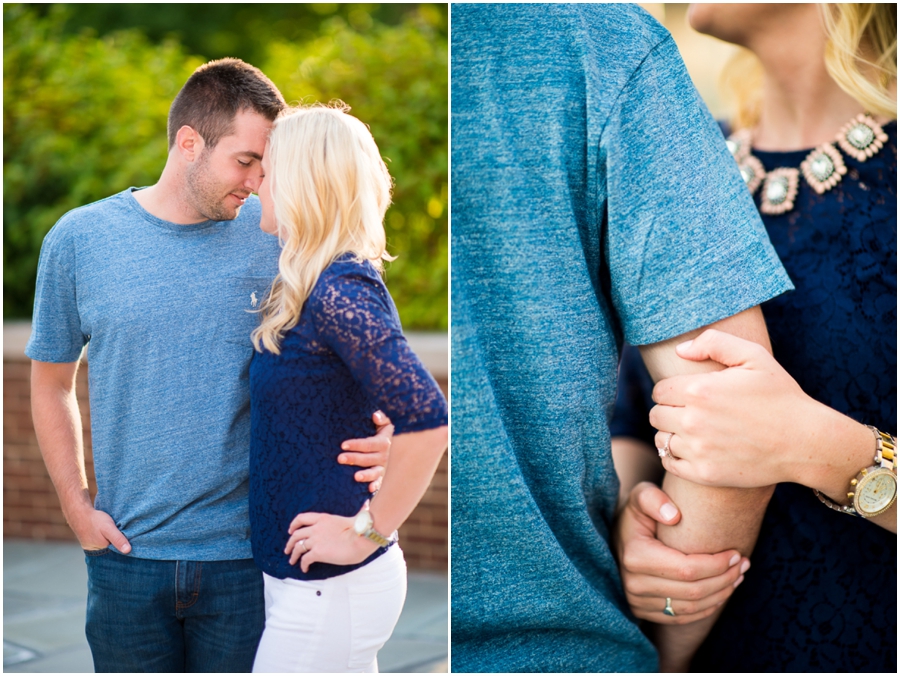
[
  {"left": 651, "top": 331, "right": 896, "bottom": 534},
  {"left": 634, "top": 306, "right": 774, "bottom": 671},
  {"left": 31, "top": 360, "right": 131, "bottom": 553}
]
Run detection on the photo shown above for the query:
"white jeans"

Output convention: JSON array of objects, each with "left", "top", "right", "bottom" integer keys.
[{"left": 252, "top": 545, "right": 407, "bottom": 673}]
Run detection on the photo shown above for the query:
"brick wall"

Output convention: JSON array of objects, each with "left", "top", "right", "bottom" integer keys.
[
  {"left": 3, "top": 323, "right": 448, "bottom": 571},
  {"left": 4, "top": 357, "right": 96, "bottom": 540}
]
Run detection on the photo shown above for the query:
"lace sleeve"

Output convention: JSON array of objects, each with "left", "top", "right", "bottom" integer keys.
[{"left": 308, "top": 260, "right": 448, "bottom": 435}]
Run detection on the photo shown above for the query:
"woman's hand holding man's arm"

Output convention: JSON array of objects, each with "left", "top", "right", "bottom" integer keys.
[
  {"left": 651, "top": 329, "right": 896, "bottom": 533},
  {"left": 615, "top": 315, "right": 895, "bottom": 670},
  {"left": 614, "top": 306, "right": 776, "bottom": 671}
]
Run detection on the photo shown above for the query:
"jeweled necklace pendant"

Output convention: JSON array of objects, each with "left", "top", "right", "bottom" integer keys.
[
  {"left": 726, "top": 112, "right": 888, "bottom": 215},
  {"left": 800, "top": 143, "right": 847, "bottom": 194},
  {"left": 726, "top": 129, "right": 766, "bottom": 194},
  {"left": 836, "top": 114, "right": 889, "bottom": 161},
  {"left": 726, "top": 128, "right": 752, "bottom": 161},
  {"left": 737, "top": 154, "right": 766, "bottom": 194},
  {"left": 760, "top": 168, "right": 799, "bottom": 215}
]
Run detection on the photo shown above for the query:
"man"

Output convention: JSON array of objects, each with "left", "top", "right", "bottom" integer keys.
[
  {"left": 27, "top": 58, "right": 389, "bottom": 672},
  {"left": 450, "top": 4, "right": 793, "bottom": 672}
]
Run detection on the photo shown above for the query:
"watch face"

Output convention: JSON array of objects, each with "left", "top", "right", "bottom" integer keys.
[
  {"left": 856, "top": 470, "right": 897, "bottom": 516},
  {"left": 353, "top": 509, "right": 372, "bottom": 535}
]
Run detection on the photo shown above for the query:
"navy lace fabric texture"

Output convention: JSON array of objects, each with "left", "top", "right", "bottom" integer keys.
[
  {"left": 249, "top": 255, "right": 448, "bottom": 581},
  {"left": 611, "top": 122, "right": 897, "bottom": 672}
]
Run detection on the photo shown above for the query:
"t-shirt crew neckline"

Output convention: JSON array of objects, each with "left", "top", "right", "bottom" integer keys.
[{"left": 126, "top": 186, "right": 222, "bottom": 233}]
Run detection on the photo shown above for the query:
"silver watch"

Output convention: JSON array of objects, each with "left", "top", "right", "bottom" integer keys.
[{"left": 353, "top": 508, "right": 392, "bottom": 547}]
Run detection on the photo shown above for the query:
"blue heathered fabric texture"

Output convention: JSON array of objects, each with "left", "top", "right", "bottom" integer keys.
[
  {"left": 26, "top": 189, "right": 280, "bottom": 561},
  {"left": 249, "top": 255, "right": 448, "bottom": 581},
  {"left": 612, "top": 122, "right": 897, "bottom": 673},
  {"left": 450, "top": 4, "right": 794, "bottom": 673}
]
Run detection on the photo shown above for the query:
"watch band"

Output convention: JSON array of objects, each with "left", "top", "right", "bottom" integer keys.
[
  {"left": 813, "top": 425, "right": 897, "bottom": 517},
  {"left": 867, "top": 425, "right": 896, "bottom": 471},
  {"left": 362, "top": 526, "right": 392, "bottom": 547},
  {"left": 813, "top": 488, "right": 858, "bottom": 516},
  {"left": 354, "top": 507, "right": 395, "bottom": 547}
]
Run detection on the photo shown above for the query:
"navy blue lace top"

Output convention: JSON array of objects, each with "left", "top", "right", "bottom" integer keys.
[
  {"left": 249, "top": 254, "right": 448, "bottom": 581},
  {"left": 611, "top": 121, "right": 897, "bottom": 672}
]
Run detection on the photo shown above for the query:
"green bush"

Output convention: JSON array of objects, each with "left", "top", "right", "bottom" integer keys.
[
  {"left": 3, "top": 4, "right": 447, "bottom": 330},
  {"left": 3, "top": 5, "right": 201, "bottom": 318},
  {"left": 262, "top": 11, "right": 448, "bottom": 330},
  {"left": 49, "top": 4, "right": 437, "bottom": 69}
]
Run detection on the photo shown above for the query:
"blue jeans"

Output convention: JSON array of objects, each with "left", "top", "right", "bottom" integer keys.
[{"left": 84, "top": 549, "right": 265, "bottom": 673}]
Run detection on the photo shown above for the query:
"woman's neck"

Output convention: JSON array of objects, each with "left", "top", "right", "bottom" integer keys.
[{"left": 745, "top": 9, "right": 866, "bottom": 151}]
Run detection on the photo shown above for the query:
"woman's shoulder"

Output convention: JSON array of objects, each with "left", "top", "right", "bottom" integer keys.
[
  {"left": 316, "top": 254, "right": 384, "bottom": 290},
  {"left": 309, "top": 253, "right": 390, "bottom": 310},
  {"left": 305, "top": 254, "right": 400, "bottom": 341},
  {"left": 322, "top": 252, "right": 381, "bottom": 279}
]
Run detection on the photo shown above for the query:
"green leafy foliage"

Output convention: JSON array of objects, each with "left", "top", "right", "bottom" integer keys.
[
  {"left": 48, "top": 3, "right": 444, "bottom": 68},
  {"left": 3, "top": 4, "right": 447, "bottom": 330},
  {"left": 262, "top": 13, "right": 448, "bottom": 329},
  {"left": 3, "top": 5, "right": 201, "bottom": 318}
]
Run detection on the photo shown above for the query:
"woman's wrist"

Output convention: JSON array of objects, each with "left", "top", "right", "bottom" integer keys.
[
  {"left": 351, "top": 531, "right": 381, "bottom": 558},
  {"left": 799, "top": 402, "right": 875, "bottom": 503},
  {"left": 343, "top": 514, "right": 380, "bottom": 560},
  {"left": 365, "top": 498, "right": 400, "bottom": 537}
]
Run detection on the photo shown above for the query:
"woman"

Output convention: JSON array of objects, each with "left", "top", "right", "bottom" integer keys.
[
  {"left": 248, "top": 104, "right": 448, "bottom": 672},
  {"left": 612, "top": 3, "right": 896, "bottom": 672}
]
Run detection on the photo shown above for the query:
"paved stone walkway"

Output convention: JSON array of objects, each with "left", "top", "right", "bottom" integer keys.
[{"left": 3, "top": 539, "right": 447, "bottom": 673}]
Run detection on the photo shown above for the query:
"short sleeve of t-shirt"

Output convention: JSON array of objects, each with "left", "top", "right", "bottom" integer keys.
[
  {"left": 308, "top": 261, "right": 449, "bottom": 436},
  {"left": 26, "top": 217, "right": 88, "bottom": 362},
  {"left": 601, "top": 36, "right": 794, "bottom": 345}
]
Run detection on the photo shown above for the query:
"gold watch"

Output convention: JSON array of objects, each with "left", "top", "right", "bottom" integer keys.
[
  {"left": 814, "top": 426, "right": 897, "bottom": 518},
  {"left": 849, "top": 427, "right": 897, "bottom": 518}
]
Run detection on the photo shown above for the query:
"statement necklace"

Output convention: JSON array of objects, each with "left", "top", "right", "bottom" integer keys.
[{"left": 726, "top": 113, "right": 889, "bottom": 215}]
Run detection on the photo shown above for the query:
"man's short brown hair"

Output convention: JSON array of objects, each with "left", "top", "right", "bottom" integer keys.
[{"left": 167, "top": 58, "right": 286, "bottom": 150}]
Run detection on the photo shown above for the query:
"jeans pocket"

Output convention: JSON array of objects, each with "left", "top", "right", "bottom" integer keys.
[{"left": 83, "top": 547, "right": 110, "bottom": 557}]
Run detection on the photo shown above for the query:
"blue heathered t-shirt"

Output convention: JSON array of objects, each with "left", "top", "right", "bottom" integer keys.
[
  {"left": 450, "top": 4, "right": 794, "bottom": 673},
  {"left": 26, "top": 189, "right": 280, "bottom": 561}
]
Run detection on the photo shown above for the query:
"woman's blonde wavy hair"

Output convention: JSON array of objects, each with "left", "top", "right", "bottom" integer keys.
[
  {"left": 251, "top": 103, "right": 393, "bottom": 354},
  {"left": 722, "top": 3, "right": 897, "bottom": 131}
]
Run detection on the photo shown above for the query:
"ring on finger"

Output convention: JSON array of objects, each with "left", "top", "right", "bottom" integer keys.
[
  {"left": 299, "top": 539, "right": 307, "bottom": 553},
  {"left": 657, "top": 432, "right": 675, "bottom": 459},
  {"left": 663, "top": 597, "right": 676, "bottom": 617}
]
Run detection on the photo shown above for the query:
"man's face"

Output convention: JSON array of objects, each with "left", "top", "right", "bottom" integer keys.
[{"left": 185, "top": 109, "right": 272, "bottom": 222}]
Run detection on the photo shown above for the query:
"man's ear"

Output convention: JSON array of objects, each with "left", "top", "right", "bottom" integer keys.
[{"left": 175, "top": 125, "right": 204, "bottom": 162}]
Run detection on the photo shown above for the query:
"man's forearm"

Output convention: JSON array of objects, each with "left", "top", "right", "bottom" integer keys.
[
  {"left": 33, "top": 360, "right": 132, "bottom": 553},
  {"left": 31, "top": 361, "right": 93, "bottom": 523},
  {"left": 637, "top": 307, "right": 776, "bottom": 670},
  {"left": 657, "top": 478, "right": 773, "bottom": 554},
  {"left": 638, "top": 306, "right": 775, "bottom": 553},
  {"left": 612, "top": 437, "right": 664, "bottom": 510},
  {"left": 652, "top": 477, "right": 773, "bottom": 670}
]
